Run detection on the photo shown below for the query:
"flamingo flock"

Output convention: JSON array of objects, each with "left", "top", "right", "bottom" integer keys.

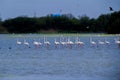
[
  {"left": 14, "top": 36, "right": 120, "bottom": 50},
  {"left": 0, "top": 35, "right": 119, "bottom": 50}
]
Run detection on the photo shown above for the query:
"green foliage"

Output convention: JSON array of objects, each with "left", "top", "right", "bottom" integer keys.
[
  {"left": 106, "top": 11, "right": 120, "bottom": 33},
  {"left": 2, "top": 17, "right": 37, "bottom": 33},
  {"left": 78, "top": 15, "right": 90, "bottom": 32},
  {"left": 96, "top": 14, "right": 110, "bottom": 32},
  {"left": 0, "top": 19, "right": 8, "bottom": 33},
  {"left": 1, "top": 11, "right": 120, "bottom": 34}
]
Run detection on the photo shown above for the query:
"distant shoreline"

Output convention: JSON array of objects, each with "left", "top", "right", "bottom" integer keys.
[{"left": 0, "top": 33, "right": 119, "bottom": 38}]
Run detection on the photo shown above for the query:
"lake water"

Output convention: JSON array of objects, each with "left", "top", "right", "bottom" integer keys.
[{"left": 0, "top": 34, "right": 120, "bottom": 80}]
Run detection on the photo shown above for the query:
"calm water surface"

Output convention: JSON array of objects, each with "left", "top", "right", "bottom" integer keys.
[{"left": 0, "top": 34, "right": 120, "bottom": 80}]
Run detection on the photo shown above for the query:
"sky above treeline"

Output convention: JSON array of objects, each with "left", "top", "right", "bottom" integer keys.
[{"left": 0, "top": 0, "right": 120, "bottom": 20}]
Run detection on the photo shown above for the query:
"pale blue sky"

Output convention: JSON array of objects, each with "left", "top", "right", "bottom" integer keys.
[{"left": 0, "top": 0, "right": 120, "bottom": 20}]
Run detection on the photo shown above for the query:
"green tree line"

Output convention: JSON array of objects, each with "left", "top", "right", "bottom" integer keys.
[{"left": 0, "top": 11, "right": 120, "bottom": 34}]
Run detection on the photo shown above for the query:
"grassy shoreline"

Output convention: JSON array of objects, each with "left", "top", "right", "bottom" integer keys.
[{"left": 1, "top": 33, "right": 118, "bottom": 38}]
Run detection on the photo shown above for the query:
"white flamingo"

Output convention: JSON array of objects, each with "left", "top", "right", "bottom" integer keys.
[
  {"left": 90, "top": 37, "right": 96, "bottom": 47},
  {"left": 65, "top": 37, "right": 74, "bottom": 49},
  {"left": 105, "top": 38, "right": 110, "bottom": 45},
  {"left": 17, "top": 38, "right": 22, "bottom": 45},
  {"left": 78, "top": 38, "right": 84, "bottom": 46},
  {"left": 54, "top": 38, "right": 60, "bottom": 48},
  {"left": 115, "top": 38, "right": 120, "bottom": 44},
  {"left": 60, "top": 36, "right": 66, "bottom": 46},
  {"left": 24, "top": 38, "right": 30, "bottom": 48},
  {"left": 38, "top": 38, "right": 42, "bottom": 46},
  {"left": 67, "top": 37, "right": 74, "bottom": 45},
  {"left": 44, "top": 36, "right": 50, "bottom": 48},
  {"left": 98, "top": 40, "right": 105, "bottom": 47},
  {"left": 114, "top": 38, "right": 120, "bottom": 47},
  {"left": 75, "top": 37, "right": 84, "bottom": 47},
  {"left": 54, "top": 38, "right": 60, "bottom": 45},
  {"left": 33, "top": 39, "right": 40, "bottom": 48}
]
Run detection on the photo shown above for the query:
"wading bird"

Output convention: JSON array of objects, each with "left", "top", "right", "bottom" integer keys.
[
  {"left": 44, "top": 36, "right": 50, "bottom": 48},
  {"left": 67, "top": 37, "right": 74, "bottom": 49},
  {"left": 17, "top": 38, "right": 22, "bottom": 45},
  {"left": 60, "top": 36, "right": 66, "bottom": 47},
  {"left": 24, "top": 38, "right": 30, "bottom": 48},
  {"left": 114, "top": 38, "right": 120, "bottom": 48},
  {"left": 54, "top": 38, "right": 60, "bottom": 48},
  {"left": 98, "top": 40, "right": 105, "bottom": 45},
  {"left": 75, "top": 37, "right": 84, "bottom": 48},
  {"left": 105, "top": 38, "right": 110, "bottom": 46},
  {"left": 90, "top": 37, "right": 96, "bottom": 47},
  {"left": 33, "top": 39, "right": 40, "bottom": 48}
]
